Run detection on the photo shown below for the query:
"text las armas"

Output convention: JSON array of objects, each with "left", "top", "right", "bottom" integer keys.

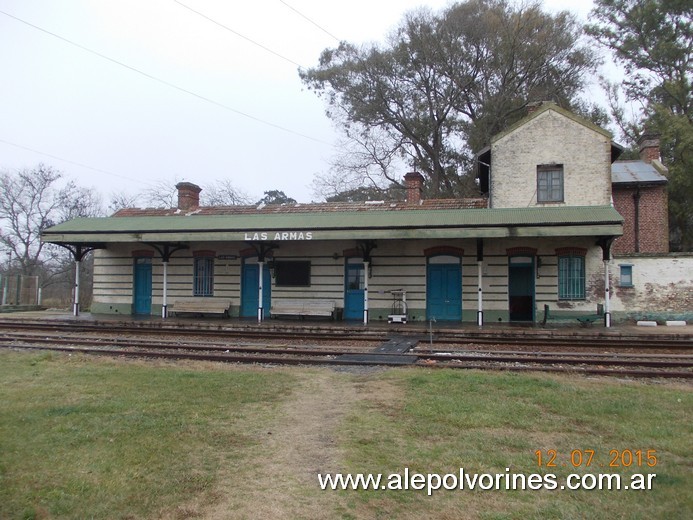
[{"left": 244, "top": 231, "right": 313, "bottom": 241}]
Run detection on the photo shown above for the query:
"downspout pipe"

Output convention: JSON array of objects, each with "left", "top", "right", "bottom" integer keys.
[{"left": 633, "top": 186, "right": 641, "bottom": 253}]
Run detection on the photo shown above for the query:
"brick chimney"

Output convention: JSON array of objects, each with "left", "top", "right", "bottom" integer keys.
[
  {"left": 404, "top": 171, "right": 424, "bottom": 205},
  {"left": 638, "top": 131, "right": 661, "bottom": 163},
  {"left": 176, "top": 182, "right": 202, "bottom": 211}
]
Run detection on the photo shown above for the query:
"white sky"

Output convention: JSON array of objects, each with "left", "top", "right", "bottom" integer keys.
[{"left": 0, "top": 0, "right": 597, "bottom": 205}]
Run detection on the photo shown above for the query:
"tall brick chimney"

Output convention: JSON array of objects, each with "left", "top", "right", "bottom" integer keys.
[
  {"left": 176, "top": 182, "right": 202, "bottom": 211},
  {"left": 404, "top": 171, "right": 424, "bottom": 205},
  {"left": 638, "top": 131, "right": 661, "bottom": 163}
]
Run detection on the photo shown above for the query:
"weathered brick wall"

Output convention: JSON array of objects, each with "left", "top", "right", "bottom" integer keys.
[
  {"left": 491, "top": 109, "right": 612, "bottom": 208},
  {"left": 612, "top": 187, "right": 636, "bottom": 253},
  {"left": 612, "top": 185, "right": 669, "bottom": 254},
  {"left": 611, "top": 254, "right": 693, "bottom": 320}
]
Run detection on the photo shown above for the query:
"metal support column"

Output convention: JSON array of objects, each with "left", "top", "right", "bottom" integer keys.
[
  {"left": 146, "top": 243, "right": 188, "bottom": 319},
  {"left": 597, "top": 236, "right": 615, "bottom": 328},
  {"left": 161, "top": 261, "right": 169, "bottom": 318},
  {"left": 363, "top": 261, "right": 369, "bottom": 325},
  {"left": 73, "top": 259, "right": 81, "bottom": 316},
  {"left": 258, "top": 260, "right": 264, "bottom": 323},
  {"left": 49, "top": 243, "right": 105, "bottom": 318},
  {"left": 604, "top": 260, "right": 611, "bottom": 328},
  {"left": 476, "top": 238, "right": 484, "bottom": 327}
]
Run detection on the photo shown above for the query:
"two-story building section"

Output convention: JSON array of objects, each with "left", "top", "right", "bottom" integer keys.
[{"left": 43, "top": 102, "right": 630, "bottom": 325}]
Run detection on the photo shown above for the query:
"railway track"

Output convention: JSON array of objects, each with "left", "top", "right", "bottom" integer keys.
[
  {"left": 1, "top": 320, "right": 691, "bottom": 379},
  {"left": 0, "top": 318, "right": 690, "bottom": 348}
]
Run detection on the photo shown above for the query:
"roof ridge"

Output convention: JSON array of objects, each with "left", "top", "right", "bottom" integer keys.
[{"left": 111, "top": 197, "right": 489, "bottom": 217}]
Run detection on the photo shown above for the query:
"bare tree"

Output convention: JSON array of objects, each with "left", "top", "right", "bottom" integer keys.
[
  {"left": 202, "top": 179, "right": 252, "bottom": 206},
  {"left": 108, "top": 191, "right": 142, "bottom": 214},
  {"left": 141, "top": 179, "right": 180, "bottom": 208},
  {"left": 312, "top": 120, "right": 407, "bottom": 201},
  {"left": 0, "top": 164, "right": 103, "bottom": 276}
]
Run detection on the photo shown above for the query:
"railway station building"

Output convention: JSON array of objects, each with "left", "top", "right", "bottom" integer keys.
[{"left": 41, "top": 103, "right": 691, "bottom": 325}]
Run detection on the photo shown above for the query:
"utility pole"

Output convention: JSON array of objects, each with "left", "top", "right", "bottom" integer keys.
[{"left": 2, "top": 251, "right": 10, "bottom": 306}]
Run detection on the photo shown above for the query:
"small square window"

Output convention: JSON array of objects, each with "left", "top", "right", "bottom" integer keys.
[
  {"left": 537, "top": 165, "right": 564, "bottom": 203},
  {"left": 619, "top": 265, "right": 633, "bottom": 287}
]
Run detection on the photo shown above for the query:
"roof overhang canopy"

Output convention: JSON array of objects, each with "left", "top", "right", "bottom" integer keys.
[{"left": 41, "top": 206, "right": 623, "bottom": 244}]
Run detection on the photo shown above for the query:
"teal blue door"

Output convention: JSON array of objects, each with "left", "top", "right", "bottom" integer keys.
[
  {"left": 133, "top": 258, "right": 152, "bottom": 315},
  {"left": 241, "top": 263, "right": 271, "bottom": 318},
  {"left": 426, "top": 263, "right": 462, "bottom": 321},
  {"left": 508, "top": 258, "right": 535, "bottom": 321},
  {"left": 344, "top": 262, "right": 365, "bottom": 320}
]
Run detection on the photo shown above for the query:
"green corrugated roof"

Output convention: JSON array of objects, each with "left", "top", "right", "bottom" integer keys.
[{"left": 41, "top": 205, "right": 623, "bottom": 243}]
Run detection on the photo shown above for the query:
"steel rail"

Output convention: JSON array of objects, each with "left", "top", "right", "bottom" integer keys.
[
  {"left": 416, "top": 352, "right": 693, "bottom": 368},
  {"left": 3, "top": 332, "right": 691, "bottom": 362},
  {"left": 0, "top": 319, "right": 388, "bottom": 342},
  {"left": 1, "top": 319, "right": 690, "bottom": 348},
  {"left": 0, "top": 334, "right": 368, "bottom": 357},
  {"left": 2, "top": 340, "right": 691, "bottom": 379},
  {"left": 5, "top": 334, "right": 689, "bottom": 367}
]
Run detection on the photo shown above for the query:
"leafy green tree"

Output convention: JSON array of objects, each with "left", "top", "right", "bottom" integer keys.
[
  {"left": 587, "top": 0, "right": 692, "bottom": 250},
  {"left": 256, "top": 190, "right": 297, "bottom": 206},
  {"left": 301, "top": 0, "right": 598, "bottom": 198}
]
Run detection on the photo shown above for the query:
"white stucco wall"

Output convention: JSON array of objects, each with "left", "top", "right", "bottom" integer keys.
[{"left": 610, "top": 254, "right": 693, "bottom": 320}]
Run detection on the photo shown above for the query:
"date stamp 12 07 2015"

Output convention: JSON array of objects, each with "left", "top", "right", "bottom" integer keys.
[{"left": 535, "top": 449, "right": 658, "bottom": 469}]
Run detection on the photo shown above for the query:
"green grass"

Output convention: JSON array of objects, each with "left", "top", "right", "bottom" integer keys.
[
  {"left": 0, "top": 351, "right": 690, "bottom": 519},
  {"left": 0, "top": 352, "right": 295, "bottom": 519},
  {"left": 338, "top": 370, "right": 692, "bottom": 519}
]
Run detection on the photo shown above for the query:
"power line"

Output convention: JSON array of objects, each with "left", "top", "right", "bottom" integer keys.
[
  {"left": 0, "top": 9, "right": 330, "bottom": 145},
  {"left": 0, "top": 138, "right": 158, "bottom": 187},
  {"left": 279, "top": 0, "right": 341, "bottom": 43},
  {"left": 172, "top": 0, "right": 305, "bottom": 69}
]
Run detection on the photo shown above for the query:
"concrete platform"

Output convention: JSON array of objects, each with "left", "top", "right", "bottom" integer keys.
[{"left": 1, "top": 309, "right": 692, "bottom": 340}]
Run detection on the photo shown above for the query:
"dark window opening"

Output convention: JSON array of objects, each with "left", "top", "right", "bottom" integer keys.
[{"left": 274, "top": 260, "right": 311, "bottom": 287}]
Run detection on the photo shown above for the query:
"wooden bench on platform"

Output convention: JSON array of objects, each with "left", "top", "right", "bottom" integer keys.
[
  {"left": 171, "top": 298, "right": 231, "bottom": 318},
  {"left": 270, "top": 299, "right": 336, "bottom": 320},
  {"left": 542, "top": 304, "right": 604, "bottom": 327}
]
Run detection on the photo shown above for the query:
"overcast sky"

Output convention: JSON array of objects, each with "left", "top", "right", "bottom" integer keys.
[{"left": 0, "top": 0, "right": 597, "bottom": 205}]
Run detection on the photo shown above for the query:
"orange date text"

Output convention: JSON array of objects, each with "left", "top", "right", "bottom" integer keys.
[{"left": 535, "top": 449, "right": 657, "bottom": 468}]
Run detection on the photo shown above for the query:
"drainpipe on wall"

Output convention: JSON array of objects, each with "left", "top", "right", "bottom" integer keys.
[{"left": 633, "top": 186, "right": 641, "bottom": 253}]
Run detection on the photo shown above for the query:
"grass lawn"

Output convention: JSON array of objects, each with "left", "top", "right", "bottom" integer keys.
[{"left": 0, "top": 350, "right": 690, "bottom": 519}]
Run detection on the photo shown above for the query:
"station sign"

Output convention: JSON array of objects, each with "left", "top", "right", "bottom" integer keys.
[{"left": 243, "top": 231, "right": 314, "bottom": 241}]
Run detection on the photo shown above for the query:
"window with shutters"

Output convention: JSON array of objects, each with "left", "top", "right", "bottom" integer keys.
[{"left": 537, "top": 165, "right": 564, "bottom": 203}]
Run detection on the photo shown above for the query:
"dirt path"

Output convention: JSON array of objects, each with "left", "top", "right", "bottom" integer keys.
[{"left": 201, "top": 368, "right": 366, "bottom": 520}]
